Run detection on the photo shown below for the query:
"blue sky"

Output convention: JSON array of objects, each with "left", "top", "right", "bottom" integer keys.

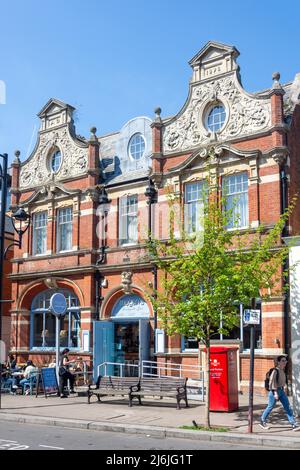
[{"left": 1, "top": 0, "right": 300, "bottom": 164}]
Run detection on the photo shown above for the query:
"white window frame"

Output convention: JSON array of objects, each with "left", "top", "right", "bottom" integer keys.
[
  {"left": 32, "top": 212, "right": 48, "bottom": 255},
  {"left": 51, "top": 150, "right": 62, "bottom": 173},
  {"left": 205, "top": 103, "right": 226, "bottom": 133},
  {"left": 223, "top": 172, "right": 249, "bottom": 229},
  {"left": 128, "top": 133, "right": 146, "bottom": 161},
  {"left": 57, "top": 207, "right": 73, "bottom": 252},
  {"left": 184, "top": 181, "right": 206, "bottom": 235},
  {"left": 119, "top": 195, "right": 138, "bottom": 246}
]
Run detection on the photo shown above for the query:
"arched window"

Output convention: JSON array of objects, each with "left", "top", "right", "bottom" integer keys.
[{"left": 30, "top": 289, "right": 80, "bottom": 350}]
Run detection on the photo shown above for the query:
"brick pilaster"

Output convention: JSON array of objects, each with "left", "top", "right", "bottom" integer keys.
[
  {"left": 270, "top": 73, "right": 285, "bottom": 147},
  {"left": 151, "top": 108, "right": 163, "bottom": 174},
  {"left": 10, "top": 150, "right": 21, "bottom": 208},
  {"left": 88, "top": 127, "right": 100, "bottom": 187}
]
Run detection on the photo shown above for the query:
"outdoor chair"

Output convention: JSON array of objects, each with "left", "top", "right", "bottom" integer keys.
[{"left": 22, "top": 371, "right": 38, "bottom": 395}]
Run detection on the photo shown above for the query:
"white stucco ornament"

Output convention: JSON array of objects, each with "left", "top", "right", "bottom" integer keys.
[
  {"left": 19, "top": 99, "right": 88, "bottom": 189},
  {"left": 163, "top": 42, "right": 272, "bottom": 154}
]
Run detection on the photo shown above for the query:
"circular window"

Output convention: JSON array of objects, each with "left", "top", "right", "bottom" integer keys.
[
  {"left": 205, "top": 103, "right": 226, "bottom": 133},
  {"left": 128, "top": 133, "right": 146, "bottom": 160},
  {"left": 50, "top": 150, "right": 62, "bottom": 173}
]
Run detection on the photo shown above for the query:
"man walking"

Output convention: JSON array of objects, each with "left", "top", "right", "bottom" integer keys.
[{"left": 260, "top": 355, "right": 300, "bottom": 431}]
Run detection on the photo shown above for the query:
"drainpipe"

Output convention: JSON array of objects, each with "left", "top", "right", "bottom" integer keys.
[{"left": 280, "top": 167, "right": 289, "bottom": 356}]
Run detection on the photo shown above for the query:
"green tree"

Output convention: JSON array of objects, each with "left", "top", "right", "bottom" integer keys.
[{"left": 147, "top": 173, "right": 295, "bottom": 428}]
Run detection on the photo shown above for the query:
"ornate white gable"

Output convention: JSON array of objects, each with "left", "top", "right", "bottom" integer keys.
[
  {"left": 19, "top": 99, "right": 88, "bottom": 190},
  {"left": 163, "top": 42, "right": 272, "bottom": 154}
]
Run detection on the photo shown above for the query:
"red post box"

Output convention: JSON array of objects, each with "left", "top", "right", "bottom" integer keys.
[{"left": 208, "top": 346, "right": 239, "bottom": 412}]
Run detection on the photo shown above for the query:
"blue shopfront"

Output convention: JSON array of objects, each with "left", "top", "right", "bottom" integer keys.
[{"left": 93, "top": 294, "right": 151, "bottom": 378}]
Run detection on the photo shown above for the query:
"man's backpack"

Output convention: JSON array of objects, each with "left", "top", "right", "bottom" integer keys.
[{"left": 264, "top": 367, "right": 279, "bottom": 391}]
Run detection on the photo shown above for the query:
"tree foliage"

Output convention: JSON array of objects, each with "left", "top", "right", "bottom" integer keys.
[{"left": 148, "top": 183, "right": 294, "bottom": 346}]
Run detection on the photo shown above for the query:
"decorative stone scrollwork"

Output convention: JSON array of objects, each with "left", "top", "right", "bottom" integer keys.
[
  {"left": 163, "top": 75, "right": 271, "bottom": 153},
  {"left": 20, "top": 126, "right": 88, "bottom": 189}
]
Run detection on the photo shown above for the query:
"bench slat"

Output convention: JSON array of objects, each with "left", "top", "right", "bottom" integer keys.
[{"left": 88, "top": 375, "right": 189, "bottom": 410}]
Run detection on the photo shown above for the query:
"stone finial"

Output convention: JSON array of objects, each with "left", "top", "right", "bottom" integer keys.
[
  {"left": 13, "top": 150, "right": 21, "bottom": 165},
  {"left": 89, "top": 126, "right": 98, "bottom": 143},
  {"left": 154, "top": 107, "right": 162, "bottom": 123},
  {"left": 272, "top": 72, "right": 283, "bottom": 90}
]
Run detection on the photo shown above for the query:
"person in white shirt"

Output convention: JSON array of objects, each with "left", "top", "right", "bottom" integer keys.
[{"left": 19, "top": 360, "right": 38, "bottom": 394}]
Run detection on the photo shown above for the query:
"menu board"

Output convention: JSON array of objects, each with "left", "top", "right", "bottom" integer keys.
[{"left": 39, "top": 367, "right": 59, "bottom": 397}]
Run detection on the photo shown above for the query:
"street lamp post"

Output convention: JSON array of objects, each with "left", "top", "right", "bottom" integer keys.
[
  {"left": 0, "top": 153, "right": 8, "bottom": 410},
  {"left": 0, "top": 152, "right": 31, "bottom": 409},
  {"left": 0, "top": 153, "right": 8, "bottom": 345},
  {"left": 145, "top": 178, "right": 158, "bottom": 330}
]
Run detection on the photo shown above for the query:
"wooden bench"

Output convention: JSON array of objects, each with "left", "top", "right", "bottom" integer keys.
[
  {"left": 129, "top": 377, "right": 189, "bottom": 409},
  {"left": 87, "top": 376, "right": 139, "bottom": 404}
]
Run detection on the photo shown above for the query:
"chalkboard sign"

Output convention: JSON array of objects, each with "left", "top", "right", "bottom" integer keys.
[{"left": 37, "top": 367, "right": 59, "bottom": 398}]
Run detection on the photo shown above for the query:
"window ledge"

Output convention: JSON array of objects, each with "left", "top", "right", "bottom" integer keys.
[{"left": 30, "top": 348, "right": 82, "bottom": 352}]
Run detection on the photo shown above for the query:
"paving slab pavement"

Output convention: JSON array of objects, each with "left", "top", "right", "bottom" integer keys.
[{"left": 0, "top": 392, "right": 300, "bottom": 448}]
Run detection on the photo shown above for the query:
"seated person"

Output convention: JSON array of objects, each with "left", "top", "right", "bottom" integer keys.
[
  {"left": 19, "top": 360, "right": 38, "bottom": 394},
  {"left": 8, "top": 354, "right": 17, "bottom": 371}
]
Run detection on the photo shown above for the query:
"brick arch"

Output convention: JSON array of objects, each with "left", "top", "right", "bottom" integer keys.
[
  {"left": 101, "top": 285, "right": 153, "bottom": 320},
  {"left": 17, "top": 277, "right": 85, "bottom": 310}
]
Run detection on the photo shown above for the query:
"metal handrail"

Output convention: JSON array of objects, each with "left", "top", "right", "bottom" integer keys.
[
  {"left": 97, "top": 361, "right": 140, "bottom": 378},
  {"left": 96, "top": 360, "right": 206, "bottom": 401},
  {"left": 142, "top": 360, "right": 204, "bottom": 377}
]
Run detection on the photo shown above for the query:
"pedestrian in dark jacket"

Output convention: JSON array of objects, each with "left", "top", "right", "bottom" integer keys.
[{"left": 59, "top": 348, "right": 75, "bottom": 398}]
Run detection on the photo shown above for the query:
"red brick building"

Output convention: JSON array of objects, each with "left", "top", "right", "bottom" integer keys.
[
  {"left": 2, "top": 215, "right": 14, "bottom": 352},
  {"left": 8, "top": 41, "right": 300, "bottom": 391}
]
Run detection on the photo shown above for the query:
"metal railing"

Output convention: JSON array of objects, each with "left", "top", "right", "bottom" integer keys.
[
  {"left": 142, "top": 360, "right": 206, "bottom": 401},
  {"left": 97, "top": 361, "right": 140, "bottom": 378},
  {"left": 96, "top": 360, "right": 206, "bottom": 401}
]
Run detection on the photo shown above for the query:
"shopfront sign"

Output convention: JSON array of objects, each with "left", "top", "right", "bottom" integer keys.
[{"left": 111, "top": 294, "right": 150, "bottom": 319}]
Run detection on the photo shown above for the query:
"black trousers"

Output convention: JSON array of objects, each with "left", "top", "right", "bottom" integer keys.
[{"left": 59, "top": 371, "right": 75, "bottom": 395}]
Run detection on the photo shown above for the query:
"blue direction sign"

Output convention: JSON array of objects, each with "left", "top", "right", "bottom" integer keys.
[
  {"left": 243, "top": 309, "right": 261, "bottom": 325},
  {"left": 49, "top": 293, "right": 67, "bottom": 317}
]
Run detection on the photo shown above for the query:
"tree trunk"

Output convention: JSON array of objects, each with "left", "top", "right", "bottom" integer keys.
[{"left": 204, "top": 336, "right": 211, "bottom": 428}]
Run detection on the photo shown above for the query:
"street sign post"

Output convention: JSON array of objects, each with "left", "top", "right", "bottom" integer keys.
[
  {"left": 49, "top": 293, "right": 67, "bottom": 383},
  {"left": 244, "top": 305, "right": 260, "bottom": 433}
]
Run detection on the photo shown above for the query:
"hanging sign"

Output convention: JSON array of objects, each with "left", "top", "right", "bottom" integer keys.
[{"left": 50, "top": 293, "right": 67, "bottom": 317}]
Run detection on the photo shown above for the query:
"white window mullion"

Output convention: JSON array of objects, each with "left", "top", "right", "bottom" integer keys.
[
  {"left": 33, "top": 212, "right": 48, "bottom": 255},
  {"left": 223, "top": 173, "right": 248, "bottom": 229}
]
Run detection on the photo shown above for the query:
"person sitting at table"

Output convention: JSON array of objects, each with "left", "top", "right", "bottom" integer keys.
[
  {"left": 8, "top": 354, "right": 17, "bottom": 371},
  {"left": 1, "top": 363, "right": 14, "bottom": 390},
  {"left": 19, "top": 360, "right": 38, "bottom": 394}
]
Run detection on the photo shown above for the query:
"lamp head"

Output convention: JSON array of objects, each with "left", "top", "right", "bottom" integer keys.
[{"left": 12, "top": 208, "right": 30, "bottom": 222}]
